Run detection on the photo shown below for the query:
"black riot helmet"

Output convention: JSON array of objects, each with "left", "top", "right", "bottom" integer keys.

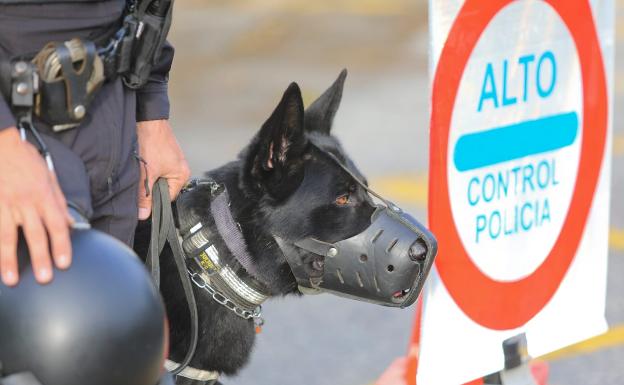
[{"left": 0, "top": 226, "right": 167, "bottom": 385}]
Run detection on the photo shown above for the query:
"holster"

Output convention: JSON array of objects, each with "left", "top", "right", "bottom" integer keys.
[{"left": 32, "top": 39, "right": 104, "bottom": 131}]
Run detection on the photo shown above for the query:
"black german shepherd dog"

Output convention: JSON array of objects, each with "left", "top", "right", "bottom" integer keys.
[{"left": 135, "top": 70, "right": 377, "bottom": 383}]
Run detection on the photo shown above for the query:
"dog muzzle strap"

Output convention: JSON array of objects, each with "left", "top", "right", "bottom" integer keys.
[{"left": 275, "top": 149, "right": 438, "bottom": 308}]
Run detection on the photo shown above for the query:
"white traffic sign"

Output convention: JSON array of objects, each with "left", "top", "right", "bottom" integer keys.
[{"left": 416, "top": 0, "right": 613, "bottom": 384}]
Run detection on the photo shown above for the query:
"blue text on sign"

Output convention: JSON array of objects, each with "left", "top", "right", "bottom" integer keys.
[
  {"left": 469, "top": 159, "right": 558, "bottom": 243},
  {"left": 467, "top": 159, "right": 559, "bottom": 206},
  {"left": 478, "top": 51, "right": 557, "bottom": 112}
]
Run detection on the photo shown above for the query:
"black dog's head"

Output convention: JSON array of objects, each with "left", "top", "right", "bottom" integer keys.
[
  {"left": 147, "top": 71, "right": 431, "bottom": 375},
  {"left": 239, "top": 70, "right": 376, "bottom": 289}
]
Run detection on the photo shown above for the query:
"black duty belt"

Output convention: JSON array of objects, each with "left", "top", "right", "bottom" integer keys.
[{"left": 0, "top": 0, "right": 174, "bottom": 132}]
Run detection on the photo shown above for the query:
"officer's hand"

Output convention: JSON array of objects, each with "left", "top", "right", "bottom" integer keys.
[
  {"left": 137, "top": 119, "right": 190, "bottom": 220},
  {"left": 0, "top": 127, "right": 73, "bottom": 286}
]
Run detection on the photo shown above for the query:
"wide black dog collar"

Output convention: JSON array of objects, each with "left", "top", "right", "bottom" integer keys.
[
  {"left": 175, "top": 178, "right": 270, "bottom": 318},
  {"left": 147, "top": 178, "right": 270, "bottom": 379}
]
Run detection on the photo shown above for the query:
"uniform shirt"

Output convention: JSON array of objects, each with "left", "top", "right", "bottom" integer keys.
[{"left": 0, "top": 0, "right": 174, "bottom": 130}]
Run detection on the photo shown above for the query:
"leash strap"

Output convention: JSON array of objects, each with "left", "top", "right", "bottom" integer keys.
[{"left": 147, "top": 179, "right": 199, "bottom": 376}]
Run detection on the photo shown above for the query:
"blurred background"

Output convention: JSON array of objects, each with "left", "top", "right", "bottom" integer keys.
[{"left": 167, "top": 1, "right": 624, "bottom": 384}]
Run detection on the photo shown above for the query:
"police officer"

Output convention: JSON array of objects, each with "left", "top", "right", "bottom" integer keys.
[{"left": 0, "top": 0, "right": 190, "bottom": 287}]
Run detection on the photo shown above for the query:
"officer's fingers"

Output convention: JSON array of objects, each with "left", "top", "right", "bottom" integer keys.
[
  {"left": 164, "top": 158, "right": 191, "bottom": 200},
  {"left": 21, "top": 206, "right": 53, "bottom": 284},
  {"left": 137, "top": 164, "right": 153, "bottom": 220},
  {"left": 41, "top": 198, "right": 72, "bottom": 270},
  {"left": 0, "top": 206, "right": 19, "bottom": 286},
  {"left": 49, "top": 171, "right": 73, "bottom": 225},
  {"left": 167, "top": 175, "right": 189, "bottom": 202}
]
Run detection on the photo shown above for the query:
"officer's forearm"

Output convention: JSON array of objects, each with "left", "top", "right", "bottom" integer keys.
[
  {"left": 136, "top": 41, "right": 174, "bottom": 122},
  {"left": 136, "top": 85, "right": 170, "bottom": 122}
]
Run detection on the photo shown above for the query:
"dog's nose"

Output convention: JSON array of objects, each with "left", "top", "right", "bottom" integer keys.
[{"left": 408, "top": 239, "right": 428, "bottom": 262}]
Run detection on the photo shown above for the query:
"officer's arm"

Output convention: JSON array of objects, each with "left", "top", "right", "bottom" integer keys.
[
  {"left": 0, "top": 36, "right": 73, "bottom": 286},
  {"left": 0, "top": 118, "right": 73, "bottom": 286},
  {"left": 135, "top": 41, "right": 174, "bottom": 122},
  {"left": 134, "top": 41, "right": 190, "bottom": 220}
]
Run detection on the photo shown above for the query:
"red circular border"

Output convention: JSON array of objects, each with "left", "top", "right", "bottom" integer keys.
[{"left": 430, "top": 0, "right": 608, "bottom": 330}]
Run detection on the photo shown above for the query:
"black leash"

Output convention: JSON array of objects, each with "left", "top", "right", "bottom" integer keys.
[{"left": 147, "top": 179, "right": 199, "bottom": 376}]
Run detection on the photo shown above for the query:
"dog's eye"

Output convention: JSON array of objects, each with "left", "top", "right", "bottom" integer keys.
[{"left": 335, "top": 194, "right": 350, "bottom": 206}]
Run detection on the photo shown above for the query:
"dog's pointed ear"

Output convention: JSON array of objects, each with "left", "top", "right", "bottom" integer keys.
[
  {"left": 304, "top": 68, "right": 347, "bottom": 135},
  {"left": 244, "top": 82, "right": 307, "bottom": 200}
]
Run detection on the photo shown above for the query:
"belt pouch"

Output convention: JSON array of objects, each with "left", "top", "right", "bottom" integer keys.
[{"left": 33, "top": 39, "right": 104, "bottom": 132}]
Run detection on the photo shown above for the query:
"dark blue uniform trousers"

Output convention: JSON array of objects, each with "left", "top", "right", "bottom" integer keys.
[{"left": 38, "top": 78, "right": 141, "bottom": 247}]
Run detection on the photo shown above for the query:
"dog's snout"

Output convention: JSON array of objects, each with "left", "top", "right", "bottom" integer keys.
[{"left": 408, "top": 239, "right": 428, "bottom": 262}]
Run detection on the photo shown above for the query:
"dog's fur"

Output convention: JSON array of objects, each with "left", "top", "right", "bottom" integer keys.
[{"left": 134, "top": 70, "right": 376, "bottom": 382}]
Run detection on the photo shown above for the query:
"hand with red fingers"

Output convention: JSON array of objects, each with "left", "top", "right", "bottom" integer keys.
[
  {"left": 136, "top": 119, "right": 190, "bottom": 220},
  {"left": 0, "top": 127, "right": 73, "bottom": 286}
]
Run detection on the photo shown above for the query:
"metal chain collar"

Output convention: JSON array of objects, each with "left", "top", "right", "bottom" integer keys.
[{"left": 188, "top": 269, "right": 263, "bottom": 321}]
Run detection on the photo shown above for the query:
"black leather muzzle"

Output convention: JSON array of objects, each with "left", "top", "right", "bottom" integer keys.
[{"left": 277, "top": 204, "right": 437, "bottom": 307}]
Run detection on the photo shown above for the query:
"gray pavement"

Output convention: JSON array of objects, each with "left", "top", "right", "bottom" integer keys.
[{"left": 167, "top": 1, "right": 624, "bottom": 384}]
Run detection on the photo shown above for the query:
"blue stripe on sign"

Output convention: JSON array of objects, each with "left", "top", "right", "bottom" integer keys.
[{"left": 453, "top": 111, "right": 578, "bottom": 171}]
